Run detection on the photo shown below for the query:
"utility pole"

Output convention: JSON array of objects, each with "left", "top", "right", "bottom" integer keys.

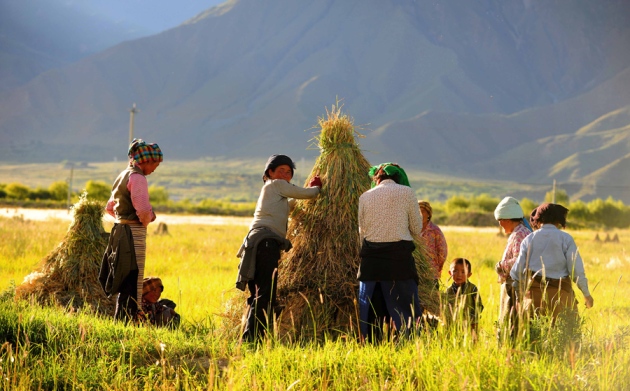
[
  {"left": 129, "top": 103, "right": 138, "bottom": 143},
  {"left": 552, "top": 179, "right": 556, "bottom": 203},
  {"left": 67, "top": 164, "right": 74, "bottom": 212}
]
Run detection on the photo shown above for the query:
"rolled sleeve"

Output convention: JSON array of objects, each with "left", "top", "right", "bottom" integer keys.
[{"left": 128, "top": 173, "right": 154, "bottom": 226}]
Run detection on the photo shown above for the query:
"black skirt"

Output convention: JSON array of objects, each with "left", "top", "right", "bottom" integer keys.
[{"left": 357, "top": 240, "right": 418, "bottom": 283}]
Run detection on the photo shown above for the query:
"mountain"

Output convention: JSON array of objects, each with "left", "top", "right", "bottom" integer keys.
[
  {"left": 0, "top": 0, "right": 222, "bottom": 92},
  {"left": 368, "top": 66, "right": 630, "bottom": 176},
  {"left": 0, "top": 0, "right": 629, "bottom": 202},
  {"left": 0, "top": 0, "right": 143, "bottom": 91}
]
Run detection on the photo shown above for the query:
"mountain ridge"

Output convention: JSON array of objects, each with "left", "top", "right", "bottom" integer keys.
[{"left": 1, "top": 0, "right": 629, "bottom": 202}]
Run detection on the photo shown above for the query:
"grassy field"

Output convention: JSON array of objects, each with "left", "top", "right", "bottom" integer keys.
[
  {"left": 0, "top": 159, "right": 550, "bottom": 203},
  {"left": 1, "top": 215, "right": 629, "bottom": 389}
]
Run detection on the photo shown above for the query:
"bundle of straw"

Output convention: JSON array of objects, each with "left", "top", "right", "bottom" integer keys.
[
  {"left": 16, "top": 194, "right": 114, "bottom": 314},
  {"left": 413, "top": 240, "right": 442, "bottom": 316},
  {"left": 220, "top": 104, "right": 441, "bottom": 340},
  {"left": 276, "top": 104, "right": 372, "bottom": 339}
]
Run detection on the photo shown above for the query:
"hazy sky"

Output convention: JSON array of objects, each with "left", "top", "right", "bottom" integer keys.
[
  {"left": 0, "top": 0, "right": 225, "bottom": 60},
  {"left": 0, "top": 0, "right": 224, "bottom": 37},
  {"left": 81, "top": 0, "right": 224, "bottom": 33}
]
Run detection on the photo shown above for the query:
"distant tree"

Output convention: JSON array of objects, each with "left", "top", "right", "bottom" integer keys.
[
  {"left": 520, "top": 197, "right": 537, "bottom": 217},
  {"left": 5, "top": 183, "right": 30, "bottom": 200},
  {"left": 470, "top": 193, "right": 500, "bottom": 212},
  {"left": 85, "top": 180, "right": 111, "bottom": 201},
  {"left": 544, "top": 188, "right": 569, "bottom": 206},
  {"left": 587, "top": 197, "right": 630, "bottom": 228},
  {"left": 567, "top": 200, "right": 590, "bottom": 223},
  {"left": 149, "top": 185, "right": 169, "bottom": 204},
  {"left": 428, "top": 202, "right": 447, "bottom": 224},
  {"left": 445, "top": 195, "right": 469, "bottom": 214},
  {"left": 49, "top": 181, "right": 69, "bottom": 201},
  {"left": 0, "top": 184, "right": 6, "bottom": 199},
  {"left": 28, "top": 187, "right": 53, "bottom": 200}
]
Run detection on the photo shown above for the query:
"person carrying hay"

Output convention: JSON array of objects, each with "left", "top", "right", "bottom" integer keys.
[
  {"left": 236, "top": 154, "right": 322, "bottom": 342},
  {"left": 357, "top": 162, "right": 424, "bottom": 342},
  {"left": 99, "top": 138, "right": 163, "bottom": 322}
]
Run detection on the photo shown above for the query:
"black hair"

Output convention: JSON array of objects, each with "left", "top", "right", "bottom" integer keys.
[
  {"left": 531, "top": 203, "right": 569, "bottom": 228},
  {"left": 450, "top": 257, "right": 472, "bottom": 272},
  {"left": 373, "top": 171, "right": 401, "bottom": 184},
  {"left": 262, "top": 154, "right": 295, "bottom": 182}
]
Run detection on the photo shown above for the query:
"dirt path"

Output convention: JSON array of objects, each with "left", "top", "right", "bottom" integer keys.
[
  {"left": 0, "top": 207, "right": 251, "bottom": 226},
  {"left": 1, "top": 207, "right": 499, "bottom": 232}
]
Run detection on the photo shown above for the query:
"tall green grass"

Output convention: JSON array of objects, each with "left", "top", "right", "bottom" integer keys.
[{"left": 1, "top": 217, "right": 629, "bottom": 389}]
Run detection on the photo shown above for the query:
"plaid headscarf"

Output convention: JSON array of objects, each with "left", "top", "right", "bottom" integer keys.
[
  {"left": 128, "top": 138, "right": 163, "bottom": 164},
  {"left": 142, "top": 277, "right": 164, "bottom": 297},
  {"left": 368, "top": 162, "right": 410, "bottom": 188}
]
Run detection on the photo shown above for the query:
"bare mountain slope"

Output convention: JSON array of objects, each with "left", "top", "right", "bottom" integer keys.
[
  {"left": 0, "top": 0, "right": 629, "bottom": 201},
  {"left": 367, "top": 66, "right": 630, "bottom": 179},
  {"left": 460, "top": 102, "right": 630, "bottom": 203}
]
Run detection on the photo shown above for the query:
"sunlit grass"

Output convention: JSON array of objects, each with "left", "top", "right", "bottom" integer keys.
[{"left": 1, "top": 216, "right": 630, "bottom": 389}]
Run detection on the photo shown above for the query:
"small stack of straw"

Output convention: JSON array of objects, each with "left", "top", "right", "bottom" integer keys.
[
  {"left": 414, "top": 243, "right": 442, "bottom": 316},
  {"left": 16, "top": 194, "right": 114, "bottom": 314},
  {"left": 276, "top": 104, "right": 372, "bottom": 339}
]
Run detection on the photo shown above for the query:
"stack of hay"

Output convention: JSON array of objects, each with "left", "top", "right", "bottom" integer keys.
[
  {"left": 218, "top": 104, "right": 441, "bottom": 339},
  {"left": 277, "top": 105, "right": 440, "bottom": 339},
  {"left": 414, "top": 244, "right": 442, "bottom": 316},
  {"left": 276, "top": 104, "right": 372, "bottom": 339},
  {"left": 16, "top": 194, "right": 114, "bottom": 315}
]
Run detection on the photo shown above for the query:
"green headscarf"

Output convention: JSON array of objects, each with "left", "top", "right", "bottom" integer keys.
[{"left": 368, "top": 163, "right": 410, "bottom": 188}]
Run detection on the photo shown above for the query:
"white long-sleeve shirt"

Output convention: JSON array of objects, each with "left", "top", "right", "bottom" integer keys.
[
  {"left": 358, "top": 179, "right": 423, "bottom": 243},
  {"left": 510, "top": 224, "right": 590, "bottom": 297}
]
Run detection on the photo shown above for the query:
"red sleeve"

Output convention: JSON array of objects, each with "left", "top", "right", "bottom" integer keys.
[
  {"left": 436, "top": 229, "right": 448, "bottom": 273},
  {"left": 128, "top": 173, "right": 154, "bottom": 226},
  {"left": 105, "top": 197, "right": 116, "bottom": 218}
]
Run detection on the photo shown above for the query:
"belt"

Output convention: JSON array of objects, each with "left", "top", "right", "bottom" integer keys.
[
  {"left": 531, "top": 273, "right": 572, "bottom": 292},
  {"left": 116, "top": 219, "right": 142, "bottom": 225}
]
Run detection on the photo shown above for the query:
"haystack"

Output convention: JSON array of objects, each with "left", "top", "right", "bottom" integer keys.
[
  {"left": 275, "top": 104, "right": 371, "bottom": 339},
  {"left": 276, "top": 104, "right": 440, "bottom": 339},
  {"left": 218, "top": 105, "right": 441, "bottom": 340},
  {"left": 414, "top": 245, "right": 442, "bottom": 316},
  {"left": 15, "top": 194, "right": 114, "bottom": 314}
]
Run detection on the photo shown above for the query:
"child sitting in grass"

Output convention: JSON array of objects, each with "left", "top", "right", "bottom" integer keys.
[
  {"left": 446, "top": 258, "right": 484, "bottom": 335},
  {"left": 141, "top": 277, "right": 181, "bottom": 329}
]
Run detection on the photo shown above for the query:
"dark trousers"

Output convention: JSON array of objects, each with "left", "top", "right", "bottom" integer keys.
[
  {"left": 242, "top": 238, "right": 280, "bottom": 342},
  {"left": 499, "top": 280, "right": 525, "bottom": 344},
  {"left": 115, "top": 271, "right": 139, "bottom": 322},
  {"left": 359, "top": 279, "right": 423, "bottom": 342},
  {"left": 366, "top": 282, "right": 390, "bottom": 342}
]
